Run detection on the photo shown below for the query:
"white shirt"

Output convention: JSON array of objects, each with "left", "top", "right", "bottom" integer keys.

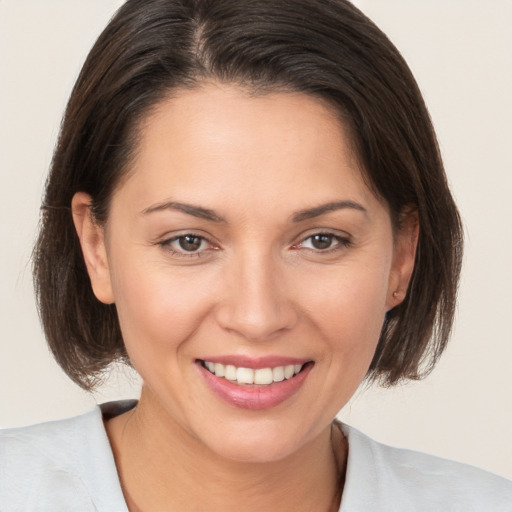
[{"left": 1, "top": 402, "right": 511, "bottom": 511}]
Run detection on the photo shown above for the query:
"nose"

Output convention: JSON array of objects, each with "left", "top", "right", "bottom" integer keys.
[{"left": 214, "top": 251, "right": 298, "bottom": 341}]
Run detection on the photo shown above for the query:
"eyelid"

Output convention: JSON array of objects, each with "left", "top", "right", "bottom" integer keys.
[
  {"left": 291, "top": 227, "right": 352, "bottom": 244},
  {"left": 153, "top": 228, "right": 352, "bottom": 258},
  {"left": 291, "top": 229, "right": 353, "bottom": 252},
  {"left": 155, "top": 231, "right": 220, "bottom": 258}
]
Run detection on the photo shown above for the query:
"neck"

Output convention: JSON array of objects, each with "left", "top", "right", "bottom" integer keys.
[{"left": 106, "top": 390, "right": 347, "bottom": 512}]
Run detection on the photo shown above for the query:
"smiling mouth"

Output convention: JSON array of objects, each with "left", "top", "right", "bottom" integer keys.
[{"left": 198, "top": 360, "right": 312, "bottom": 386}]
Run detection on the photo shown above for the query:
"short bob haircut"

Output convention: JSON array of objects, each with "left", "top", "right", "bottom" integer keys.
[{"left": 34, "top": 0, "right": 463, "bottom": 391}]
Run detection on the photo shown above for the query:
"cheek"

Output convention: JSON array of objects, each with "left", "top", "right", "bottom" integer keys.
[
  {"left": 108, "top": 256, "right": 216, "bottom": 364},
  {"left": 298, "top": 256, "right": 391, "bottom": 371},
  {"left": 282, "top": 261, "right": 391, "bottom": 421},
  {"left": 306, "top": 263, "right": 390, "bottom": 334}
]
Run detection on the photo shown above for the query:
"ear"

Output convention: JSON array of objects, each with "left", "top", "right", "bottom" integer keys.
[
  {"left": 386, "top": 206, "right": 419, "bottom": 310},
  {"left": 71, "top": 192, "right": 114, "bottom": 304}
]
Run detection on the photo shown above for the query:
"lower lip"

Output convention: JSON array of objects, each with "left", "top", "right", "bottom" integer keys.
[{"left": 198, "top": 362, "right": 313, "bottom": 410}]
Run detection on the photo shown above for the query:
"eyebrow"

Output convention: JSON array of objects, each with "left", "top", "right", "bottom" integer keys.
[
  {"left": 141, "top": 199, "right": 367, "bottom": 223},
  {"left": 141, "top": 201, "right": 226, "bottom": 222},
  {"left": 291, "top": 200, "right": 367, "bottom": 222}
]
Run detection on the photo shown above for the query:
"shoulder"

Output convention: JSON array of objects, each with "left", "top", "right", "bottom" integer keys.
[
  {"left": 0, "top": 405, "right": 128, "bottom": 512},
  {"left": 339, "top": 423, "right": 512, "bottom": 512}
]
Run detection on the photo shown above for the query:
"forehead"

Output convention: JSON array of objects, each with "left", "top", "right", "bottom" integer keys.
[{"left": 116, "top": 84, "right": 377, "bottom": 218}]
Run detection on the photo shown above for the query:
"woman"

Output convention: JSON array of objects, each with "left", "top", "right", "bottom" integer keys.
[{"left": 1, "top": 0, "right": 511, "bottom": 510}]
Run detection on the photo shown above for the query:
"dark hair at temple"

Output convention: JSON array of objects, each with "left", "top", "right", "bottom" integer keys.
[{"left": 33, "top": 0, "right": 463, "bottom": 390}]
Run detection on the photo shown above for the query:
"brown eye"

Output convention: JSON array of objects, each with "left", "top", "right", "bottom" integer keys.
[
  {"left": 310, "top": 234, "right": 334, "bottom": 250},
  {"left": 178, "top": 235, "right": 203, "bottom": 252},
  {"left": 295, "top": 232, "right": 351, "bottom": 253},
  {"left": 159, "top": 232, "right": 216, "bottom": 258}
]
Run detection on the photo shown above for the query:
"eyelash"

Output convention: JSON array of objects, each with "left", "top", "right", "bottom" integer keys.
[
  {"left": 293, "top": 233, "right": 352, "bottom": 253},
  {"left": 157, "top": 233, "right": 216, "bottom": 258},
  {"left": 156, "top": 231, "right": 352, "bottom": 258}
]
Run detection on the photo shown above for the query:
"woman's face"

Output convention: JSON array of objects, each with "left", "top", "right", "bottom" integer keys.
[{"left": 76, "top": 84, "right": 415, "bottom": 462}]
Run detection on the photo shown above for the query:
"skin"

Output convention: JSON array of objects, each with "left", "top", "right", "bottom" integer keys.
[{"left": 72, "top": 83, "right": 418, "bottom": 511}]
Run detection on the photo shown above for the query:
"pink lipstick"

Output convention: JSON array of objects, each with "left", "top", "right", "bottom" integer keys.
[{"left": 196, "top": 357, "right": 313, "bottom": 410}]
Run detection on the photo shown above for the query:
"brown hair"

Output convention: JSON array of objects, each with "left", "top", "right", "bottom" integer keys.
[{"left": 33, "top": 0, "right": 463, "bottom": 390}]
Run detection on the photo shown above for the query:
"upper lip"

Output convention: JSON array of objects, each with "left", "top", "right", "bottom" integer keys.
[{"left": 197, "top": 355, "right": 312, "bottom": 369}]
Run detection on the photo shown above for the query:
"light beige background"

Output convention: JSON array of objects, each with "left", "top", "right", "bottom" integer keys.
[{"left": 1, "top": 0, "right": 511, "bottom": 479}]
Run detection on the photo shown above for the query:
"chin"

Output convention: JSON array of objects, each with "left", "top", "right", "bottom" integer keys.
[
  {"left": 193, "top": 417, "right": 317, "bottom": 464},
  {"left": 211, "top": 436, "right": 301, "bottom": 464}
]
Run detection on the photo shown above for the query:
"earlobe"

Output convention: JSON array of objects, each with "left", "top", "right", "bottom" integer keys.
[
  {"left": 387, "top": 207, "right": 419, "bottom": 310},
  {"left": 71, "top": 192, "right": 115, "bottom": 304}
]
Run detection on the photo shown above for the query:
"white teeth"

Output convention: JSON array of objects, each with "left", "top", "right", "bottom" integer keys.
[
  {"left": 203, "top": 361, "right": 304, "bottom": 385},
  {"left": 236, "top": 367, "right": 254, "bottom": 384},
  {"left": 272, "top": 366, "right": 285, "bottom": 382},
  {"left": 284, "top": 365, "right": 295, "bottom": 379},
  {"left": 225, "top": 364, "right": 237, "bottom": 381},
  {"left": 254, "top": 368, "right": 273, "bottom": 385},
  {"left": 214, "top": 362, "right": 225, "bottom": 377}
]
